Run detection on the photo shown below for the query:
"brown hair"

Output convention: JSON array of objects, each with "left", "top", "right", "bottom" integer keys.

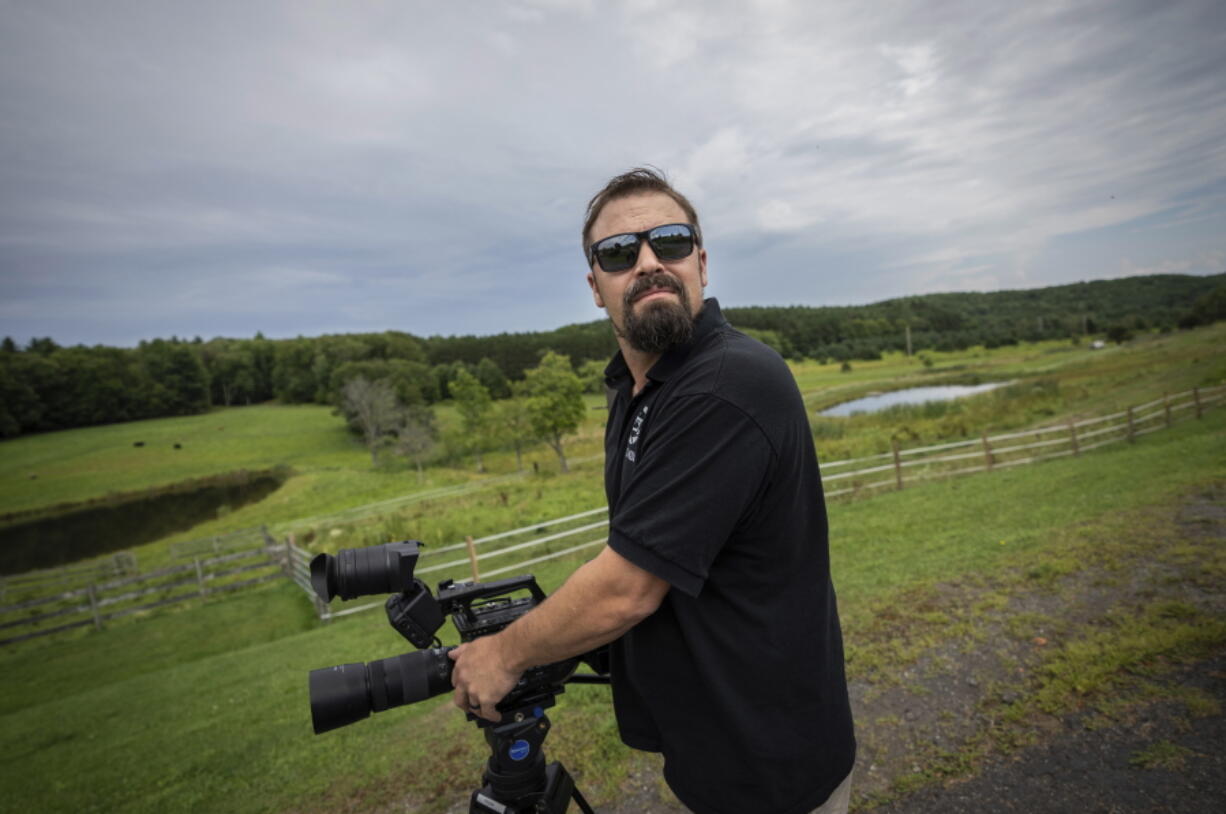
[{"left": 581, "top": 167, "right": 702, "bottom": 259}]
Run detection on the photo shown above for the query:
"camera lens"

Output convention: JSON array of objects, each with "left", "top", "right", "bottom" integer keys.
[
  {"left": 310, "top": 541, "right": 421, "bottom": 601},
  {"left": 309, "top": 648, "right": 455, "bottom": 734},
  {"left": 308, "top": 663, "right": 370, "bottom": 734}
]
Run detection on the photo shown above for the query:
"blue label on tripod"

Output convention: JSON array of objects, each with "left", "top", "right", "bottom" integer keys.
[{"left": 508, "top": 739, "right": 531, "bottom": 761}]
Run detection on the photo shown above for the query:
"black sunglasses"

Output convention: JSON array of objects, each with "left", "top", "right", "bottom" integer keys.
[{"left": 587, "top": 223, "right": 700, "bottom": 273}]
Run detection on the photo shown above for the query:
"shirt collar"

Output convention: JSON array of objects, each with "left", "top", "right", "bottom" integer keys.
[{"left": 602, "top": 297, "right": 727, "bottom": 389}]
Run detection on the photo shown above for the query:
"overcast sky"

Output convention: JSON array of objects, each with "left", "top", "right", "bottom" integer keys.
[{"left": 2, "top": 0, "right": 1224, "bottom": 347}]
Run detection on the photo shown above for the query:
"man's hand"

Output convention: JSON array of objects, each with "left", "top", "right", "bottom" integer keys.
[
  {"left": 448, "top": 546, "right": 667, "bottom": 724},
  {"left": 449, "top": 634, "right": 522, "bottom": 722}
]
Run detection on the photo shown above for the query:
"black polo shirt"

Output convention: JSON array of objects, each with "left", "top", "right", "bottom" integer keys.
[{"left": 603, "top": 299, "right": 855, "bottom": 814}]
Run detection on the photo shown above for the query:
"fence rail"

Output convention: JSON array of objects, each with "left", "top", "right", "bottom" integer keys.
[
  {"left": 0, "top": 552, "right": 138, "bottom": 603},
  {"left": 819, "top": 384, "right": 1222, "bottom": 498},
  {"left": 168, "top": 526, "right": 272, "bottom": 560},
  {"left": 0, "top": 545, "right": 284, "bottom": 646},
  {"left": 282, "top": 505, "right": 615, "bottom": 621}
]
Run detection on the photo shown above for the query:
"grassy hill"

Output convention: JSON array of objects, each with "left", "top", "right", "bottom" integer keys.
[{"left": 0, "top": 402, "right": 1221, "bottom": 813}]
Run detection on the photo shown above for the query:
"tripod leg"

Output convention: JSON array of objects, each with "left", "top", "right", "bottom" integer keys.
[
  {"left": 570, "top": 784, "right": 596, "bottom": 814},
  {"left": 538, "top": 761, "right": 576, "bottom": 813}
]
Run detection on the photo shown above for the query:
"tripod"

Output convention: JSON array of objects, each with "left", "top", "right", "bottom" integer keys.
[{"left": 466, "top": 677, "right": 608, "bottom": 814}]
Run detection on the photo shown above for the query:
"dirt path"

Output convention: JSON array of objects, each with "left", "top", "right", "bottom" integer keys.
[
  {"left": 597, "top": 486, "right": 1226, "bottom": 813},
  {"left": 862, "top": 653, "right": 1226, "bottom": 813}
]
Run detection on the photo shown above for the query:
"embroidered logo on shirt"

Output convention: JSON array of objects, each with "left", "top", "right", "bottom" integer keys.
[{"left": 626, "top": 404, "right": 649, "bottom": 462}]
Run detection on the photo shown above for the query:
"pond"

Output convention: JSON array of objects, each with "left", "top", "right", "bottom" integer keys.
[
  {"left": 0, "top": 468, "right": 288, "bottom": 575},
  {"left": 820, "top": 382, "right": 1012, "bottom": 417}
]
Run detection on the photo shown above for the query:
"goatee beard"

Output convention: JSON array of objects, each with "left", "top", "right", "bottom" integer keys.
[{"left": 621, "top": 274, "right": 696, "bottom": 354}]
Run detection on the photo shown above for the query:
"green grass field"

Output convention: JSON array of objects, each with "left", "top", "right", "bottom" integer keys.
[
  {"left": 0, "top": 323, "right": 1224, "bottom": 812},
  {"left": 0, "top": 403, "right": 1222, "bottom": 813}
]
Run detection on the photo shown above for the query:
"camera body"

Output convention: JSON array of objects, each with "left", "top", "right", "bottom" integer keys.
[{"left": 307, "top": 541, "right": 605, "bottom": 735}]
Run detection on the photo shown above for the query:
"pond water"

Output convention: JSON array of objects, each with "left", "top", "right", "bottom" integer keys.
[
  {"left": 820, "top": 382, "right": 1012, "bottom": 417},
  {"left": 0, "top": 468, "right": 287, "bottom": 574}
]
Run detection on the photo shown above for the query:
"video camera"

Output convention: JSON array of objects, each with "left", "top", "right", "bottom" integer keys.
[{"left": 306, "top": 540, "right": 608, "bottom": 813}]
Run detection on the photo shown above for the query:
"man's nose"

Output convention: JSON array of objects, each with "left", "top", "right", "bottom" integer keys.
[{"left": 633, "top": 240, "right": 665, "bottom": 276}]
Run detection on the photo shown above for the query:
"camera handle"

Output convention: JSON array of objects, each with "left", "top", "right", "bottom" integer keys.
[{"left": 467, "top": 698, "right": 595, "bottom": 814}]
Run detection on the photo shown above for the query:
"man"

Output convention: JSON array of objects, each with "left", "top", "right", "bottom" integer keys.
[{"left": 450, "top": 168, "right": 855, "bottom": 814}]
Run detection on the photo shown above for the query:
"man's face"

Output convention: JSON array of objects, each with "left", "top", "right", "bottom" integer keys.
[{"left": 586, "top": 192, "right": 708, "bottom": 353}]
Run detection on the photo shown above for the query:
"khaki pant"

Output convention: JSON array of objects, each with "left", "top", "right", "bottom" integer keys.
[{"left": 808, "top": 770, "right": 852, "bottom": 814}]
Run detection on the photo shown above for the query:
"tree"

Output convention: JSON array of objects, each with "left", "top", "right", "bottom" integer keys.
[
  {"left": 395, "top": 404, "right": 438, "bottom": 481},
  {"left": 1105, "top": 323, "right": 1134, "bottom": 345},
  {"left": 1181, "top": 283, "right": 1226, "bottom": 328},
  {"left": 0, "top": 357, "right": 42, "bottom": 436},
  {"left": 137, "top": 339, "right": 211, "bottom": 416},
  {"left": 576, "top": 359, "right": 608, "bottom": 395},
  {"left": 331, "top": 359, "right": 437, "bottom": 406},
  {"left": 739, "top": 327, "right": 793, "bottom": 358},
  {"left": 272, "top": 338, "right": 318, "bottom": 403},
  {"left": 203, "top": 341, "right": 257, "bottom": 406},
  {"left": 516, "top": 352, "right": 586, "bottom": 474},
  {"left": 476, "top": 357, "right": 511, "bottom": 399},
  {"left": 450, "top": 367, "right": 494, "bottom": 472},
  {"left": 25, "top": 337, "right": 59, "bottom": 355},
  {"left": 493, "top": 397, "right": 536, "bottom": 472},
  {"left": 340, "top": 376, "right": 401, "bottom": 465},
  {"left": 249, "top": 333, "right": 276, "bottom": 402}
]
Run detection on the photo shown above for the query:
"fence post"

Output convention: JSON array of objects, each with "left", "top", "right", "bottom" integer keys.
[
  {"left": 1193, "top": 387, "right": 1203, "bottom": 419},
  {"left": 1163, "top": 393, "right": 1172, "bottom": 428},
  {"left": 981, "top": 432, "right": 994, "bottom": 471},
  {"left": 1126, "top": 406, "right": 1136, "bottom": 443},
  {"left": 891, "top": 439, "right": 904, "bottom": 491},
  {"left": 466, "top": 536, "right": 481, "bottom": 582},
  {"left": 282, "top": 537, "right": 293, "bottom": 578},
  {"left": 87, "top": 584, "right": 103, "bottom": 630},
  {"left": 1067, "top": 419, "right": 1080, "bottom": 457},
  {"left": 194, "top": 558, "right": 208, "bottom": 598}
]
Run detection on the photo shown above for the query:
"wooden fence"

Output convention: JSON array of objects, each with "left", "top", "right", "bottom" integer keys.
[
  {"left": 819, "top": 384, "right": 1223, "bottom": 498},
  {"left": 0, "top": 544, "right": 285, "bottom": 646},
  {"left": 0, "top": 551, "right": 138, "bottom": 604},
  {"left": 168, "top": 526, "right": 273, "bottom": 560},
  {"left": 301, "top": 383, "right": 1223, "bottom": 620}
]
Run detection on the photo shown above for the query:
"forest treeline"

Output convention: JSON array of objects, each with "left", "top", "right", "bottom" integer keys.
[{"left": 2, "top": 272, "right": 1223, "bottom": 439}]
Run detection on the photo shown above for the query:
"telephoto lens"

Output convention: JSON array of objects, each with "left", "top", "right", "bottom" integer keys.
[
  {"left": 309, "top": 647, "right": 455, "bottom": 734},
  {"left": 310, "top": 540, "right": 423, "bottom": 601}
]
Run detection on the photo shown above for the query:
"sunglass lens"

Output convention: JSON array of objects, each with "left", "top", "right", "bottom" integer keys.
[
  {"left": 595, "top": 234, "right": 640, "bottom": 272},
  {"left": 648, "top": 225, "right": 694, "bottom": 261}
]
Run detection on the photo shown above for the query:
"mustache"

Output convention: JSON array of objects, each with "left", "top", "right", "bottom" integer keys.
[{"left": 624, "top": 273, "right": 685, "bottom": 306}]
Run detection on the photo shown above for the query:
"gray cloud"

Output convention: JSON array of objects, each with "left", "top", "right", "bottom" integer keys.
[{"left": 1, "top": 0, "right": 1224, "bottom": 346}]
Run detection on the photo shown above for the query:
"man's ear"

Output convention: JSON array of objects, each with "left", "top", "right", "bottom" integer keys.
[
  {"left": 587, "top": 271, "right": 606, "bottom": 309},
  {"left": 698, "top": 247, "right": 708, "bottom": 289}
]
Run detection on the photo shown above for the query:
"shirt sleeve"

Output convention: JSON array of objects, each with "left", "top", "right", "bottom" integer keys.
[{"left": 606, "top": 393, "right": 776, "bottom": 597}]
